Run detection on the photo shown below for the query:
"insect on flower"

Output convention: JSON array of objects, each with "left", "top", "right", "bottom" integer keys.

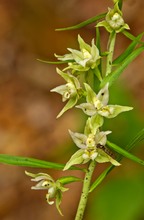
[{"left": 96, "top": 143, "right": 114, "bottom": 158}]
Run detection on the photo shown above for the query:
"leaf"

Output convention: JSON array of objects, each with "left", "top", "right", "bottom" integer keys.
[
  {"left": 37, "top": 58, "right": 70, "bottom": 65},
  {"left": 0, "top": 154, "right": 82, "bottom": 171},
  {"left": 118, "top": 0, "right": 123, "bottom": 10},
  {"left": 89, "top": 128, "right": 144, "bottom": 192},
  {"left": 113, "top": 32, "right": 144, "bottom": 65},
  {"left": 58, "top": 176, "right": 82, "bottom": 185},
  {"left": 55, "top": 13, "right": 106, "bottom": 31},
  {"left": 100, "top": 46, "right": 144, "bottom": 87},
  {"left": 107, "top": 140, "right": 144, "bottom": 166},
  {"left": 125, "top": 128, "right": 144, "bottom": 152},
  {"left": 123, "top": 30, "right": 144, "bottom": 46}
]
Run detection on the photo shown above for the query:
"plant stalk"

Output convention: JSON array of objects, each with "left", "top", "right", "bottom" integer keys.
[
  {"left": 106, "top": 31, "right": 116, "bottom": 76},
  {"left": 75, "top": 160, "right": 96, "bottom": 220}
]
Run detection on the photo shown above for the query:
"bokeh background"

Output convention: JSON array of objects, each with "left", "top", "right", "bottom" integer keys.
[{"left": 0, "top": 0, "right": 144, "bottom": 219}]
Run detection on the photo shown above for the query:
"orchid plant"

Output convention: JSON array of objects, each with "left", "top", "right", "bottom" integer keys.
[{"left": 0, "top": 0, "right": 144, "bottom": 219}]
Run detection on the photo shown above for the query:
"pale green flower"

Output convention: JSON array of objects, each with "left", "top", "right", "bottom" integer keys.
[
  {"left": 55, "top": 35, "right": 101, "bottom": 72},
  {"left": 76, "top": 83, "right": 133, "bottom": 118},
  {"left": 64, "top": 128, "right": 120, "bottom": 170},
  {"left": 97, "top": 2, "right": 130, "bottom": 33},
  {"left": 51, "top": 68, "right": 82, "bottom": 117},
  {"left": 25, "top": 171, "right": 68, "bottom": 216}
]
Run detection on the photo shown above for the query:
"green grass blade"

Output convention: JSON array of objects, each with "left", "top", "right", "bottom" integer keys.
[
  {"left": 56, "top": 13, "right": 106, "bottom": 31},
  {"left": 107, "top": 140, "right": 144, "bottom": 166},
  {"left": 0, "top": 154, "right": 82, "bottom": 171},
  {"left": 89, "top": 128, "right": 144, "bottom": 192},
  {"left": 113, "top": 32, "right": 144, "bottom": 65},
  {"left": 100, "top": 46, "right": 144, "bottom": 87}
]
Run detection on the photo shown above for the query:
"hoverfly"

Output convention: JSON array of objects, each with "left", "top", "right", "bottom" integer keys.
[{"left": 96, "top": 143, "right": 115, "bottom": 158}]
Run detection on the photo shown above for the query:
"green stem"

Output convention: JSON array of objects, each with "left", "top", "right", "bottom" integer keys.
[
  {"left": 75, "top": 160, "right": 96, "bottom": 220},
  {"left": 105, "top": 32, "right": 116, "bottom": 76}
]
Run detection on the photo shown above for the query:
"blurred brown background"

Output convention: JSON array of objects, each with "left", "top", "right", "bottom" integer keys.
[{"left": 0, "top": 0, "right": 144, "bottom": 219}]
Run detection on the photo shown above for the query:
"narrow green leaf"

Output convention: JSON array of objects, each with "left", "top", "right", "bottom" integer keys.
[
  {"left": 89, "top": 165, "right": 114, "bottom": 193},
  {"left": 56, "top": 13, "right": 106, "bottom": 31},
  {"left": 89, "top": 128, "right": 144, "bottom": 192},
  {"left": 113, "top": 32, "right": 144, "bottom": 65},
  {"left": 100, "top": 46, "right": 144, "bottom": 87},
  {"left": 123, "top": 30, "right": 144, "bottom": 46},
  {"left": 37, "top": 58, "right": 71, "bottom": 65},
  {"left": 118, "top": 0, "right": 123, "bottom": 10},
  {"left": 125, "top": 128, "right": 144, "bottom": 152},
  {"left": 58, "top": 176, "right": 82, "bottom": 185},
  {"left": 0, "top": 154, "right": 82, "bottom": 171},
  {"left": 107, "top": 140, "right": 144, "bottom": 166}
]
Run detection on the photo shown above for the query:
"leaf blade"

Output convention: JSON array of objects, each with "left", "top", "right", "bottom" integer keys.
[
  {"left": 56, "top": 13, "right": 106, "bottom": 31},
  {"left": 89, "top": 128, "right": 144, "bottom": 192},
  {"left": 113, "top": 32, "right": 144, "bottom": 65},
  {"left": 107, "top": 140, "right": 144, "bottom": 166},
  {"left": 100, "top": 46, "right": 144, "bottom": 87},
  {"left": 0, "top": 154, "right": 82, "bottom": 171},
  {"left": 123, "top": 30, "right": 144, "bottom": 45}
]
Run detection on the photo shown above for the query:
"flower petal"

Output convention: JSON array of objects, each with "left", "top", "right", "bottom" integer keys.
[
  {"left": 78, "top": 35, "right": 91, "bottom": 52},
  {"left": 67, "top": 48, "right": 84, "bottom": 63},
  {"left": 51, "top": 84, "right": 67, "bottom": 96},
  {"left": 46, "top": 193, "right": 55, "bottom": 205},
  {"left": 95, "top": 131, "right": 111, "bottom": 146},
  {"left": 69, "top": 130, "right": 87, "bottom": 149},
  {"left": 97, "top": 20, "right": 113, "bottom": 33},
  {"left": 84, "top": 114, "right": 104, "bottom": 135},
  {"left": 103, "top": 105, "right": 133, "bottom": 118},
  {"left": 63, "top": 149, "right": 84, "bottom": 171},
  {"left": 55, "top": 53, "right": 74, "bottom": 61},
  {"left": 96, "top": 149, "right": 120, "bottom": 166},
  {"left": 91, "top": 39, "right": 100, "bottom": 62},
  {"left": 97, "top": 83, "right": 109, "bottom": 106},
  {"left": 56, "top": 191, "right": 63, "bottom": 216},
  {"left": 57, "top": 96, "right": 78, "bottom": 118},
  {"left": 76, "top": 103, "right": 96, "bottom": 116},
  {"left": 25, "top": 171, "right": 54, "bottom": 182},
  {"left": 84, "top": 83, "right": 98, "bottom": 104}
]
